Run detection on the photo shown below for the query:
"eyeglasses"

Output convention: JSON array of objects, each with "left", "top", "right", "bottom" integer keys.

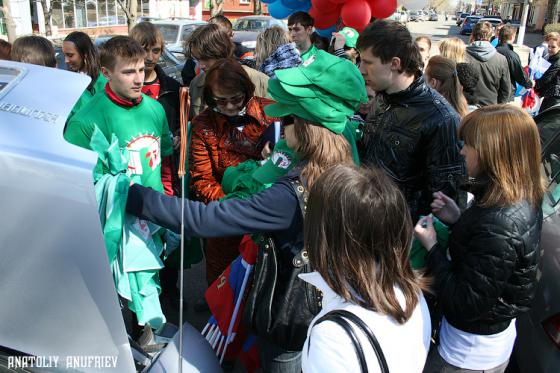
[{"left": 212, "top": 93, "right": 245, "bottom": 106}]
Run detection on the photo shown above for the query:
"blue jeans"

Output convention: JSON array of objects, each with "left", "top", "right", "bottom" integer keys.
[{"left": 258, "top": 337, "right": 302, "bottom": 373}]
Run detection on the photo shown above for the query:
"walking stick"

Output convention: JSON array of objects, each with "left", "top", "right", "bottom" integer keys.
[{"left": 177, "top": 87, "right": 190, "bottom": 372}]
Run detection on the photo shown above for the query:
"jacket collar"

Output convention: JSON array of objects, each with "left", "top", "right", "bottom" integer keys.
[
  {"left": 105, "top": 83, "right": 143, "bottom": 107},
  {"left": 299, "top": 271, "right": 344, "bottom": 311},
  {"left": 381, "top": 73, "right": 426, "bottom": 107}
]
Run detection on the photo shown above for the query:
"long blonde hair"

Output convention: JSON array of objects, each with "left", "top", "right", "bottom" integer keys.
[
  {"left": 438, "top": 37, "right": 466, "bottom": 63},
  {"left": 255, "top": 26, "right": 291, "bottom": 68},
  {"left": 459, "top": 105, "right": 546, "bottom": 208},
  {"left": 292, "top": 122, "right": 354, "bottom": 188},
  {"left": 426, "top": 56, "right": 469, "bottom": 118}
]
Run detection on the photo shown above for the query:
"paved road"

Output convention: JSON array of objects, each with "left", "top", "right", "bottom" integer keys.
[{"left": 406, "top": 18, "right": 544, "bottom": 65}]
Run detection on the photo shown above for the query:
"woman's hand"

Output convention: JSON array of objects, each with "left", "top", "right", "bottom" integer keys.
[
  {"left": 261, "top": 141, "right": 272, "bottom": 159},
  {"left": 431, "top": 191, "right": 461, "bottom": 225},
  {"left": 414, "top": 214, "right": 437, "bottom": 251},
  {"left": 331, "top": 32, "right": 346, "bottom": 50}
]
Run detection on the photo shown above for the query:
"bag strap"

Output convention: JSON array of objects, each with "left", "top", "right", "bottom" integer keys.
[
  {"left": 289, "top": 177, "right": 308, "bottom": 218},
  {"left": 311, "top": 309, "right": 390, "bottom": 373}
]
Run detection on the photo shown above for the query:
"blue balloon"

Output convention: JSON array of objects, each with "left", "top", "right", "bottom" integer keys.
[
  {"left": 262, "top": 0, "right": 276, "bottom": 4},
  {"left": 296, "top": 1, "right": 311, "bottom": 11},
  {"left": 268, "top": 0, "right": 293, "bottom": 19},
  {"left": 315, "top": 25, "right": 336, "bottom": 38},
  {"left": 281, "top": 0, "right": 303, "bottom": 9}
]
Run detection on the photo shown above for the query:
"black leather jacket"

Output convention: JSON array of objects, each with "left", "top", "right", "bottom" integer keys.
[
  {"left": 426, "top": 181, "right": 543, "bottom": 335},
  {"left": 535, "top": 52, "right": 560, "bottom": 99},
  {"left": 360, "top": 76, "right": 465, "bottom": 221}
]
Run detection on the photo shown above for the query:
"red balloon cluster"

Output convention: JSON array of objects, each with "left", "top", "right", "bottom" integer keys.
[{"left": 309, "top": 0, "right": 396, "bottom": 32}]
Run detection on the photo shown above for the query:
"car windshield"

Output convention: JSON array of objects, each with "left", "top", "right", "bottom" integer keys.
[
  {"left": 466, "top": 17, "right": 481, "bottom": 22},
  {"left": 461, "top": 13, "right": 469, "bottom": 18},
  {"left": 410, "top": 11, "right": 418, "bottom": 15},
  {"left": 233, "top": 19, "right": 268, "bottom": 31},
  {"left": 0, "top": 66, "right": 24, "bottom": 96},
  {"left": 155, "top": 24, "right": 180, "bottom": 44}
]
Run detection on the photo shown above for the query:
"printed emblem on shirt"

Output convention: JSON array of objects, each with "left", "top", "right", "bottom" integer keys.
[
  {"left": 126, "top": 133, "right": 162, "bottom": 175},
  {"left": 270, "top": 151, "right": 292, "bottom": 169}
]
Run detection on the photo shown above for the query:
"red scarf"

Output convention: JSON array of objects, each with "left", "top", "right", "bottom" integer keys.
[{"left": 105, "top": 83, "right": 143, "bottom": 107}]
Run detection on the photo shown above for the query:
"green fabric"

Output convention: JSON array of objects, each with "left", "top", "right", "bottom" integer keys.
[
  {"left": 68, "top": 72, "right": 107, "bottom": 120},
  {"left": 300, "top": 44, "right": 318, "bottom": 63},
  {"left": 339, "top": 27, "right": 359, "bottom": 48},
  {"left": 343, "top": 120, "right": 361, "bottom": 166},
  {"left": 409, "top": 217, "right": 450, "bottom": 269},
  {"left": 91, "top": 126, "right": 166, "bottom": 329},
  {"left": 65, "top": 91, "right": 173, "bottom": 193},
  {"left": 220, "top": 139, "right": 299, "bottom": 201},
  {"left": 265, "top": 50, "right": 367, "bottom": 134}
]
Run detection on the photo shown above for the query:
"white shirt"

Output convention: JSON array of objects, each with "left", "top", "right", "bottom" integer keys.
[
  {"left": 438, "top": 317, "right": 516, "bottom": 370},
  {"left": 300, "top": 272, "right": 431, "bottom": 373}
]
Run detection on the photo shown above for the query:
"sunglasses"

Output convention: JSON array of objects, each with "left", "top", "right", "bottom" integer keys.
[
  {"left": 281, "top": 115, "right": 295, "bottom": 126},
  {"left": 212, "top": 93, "right": 245, "bottom": 106}
]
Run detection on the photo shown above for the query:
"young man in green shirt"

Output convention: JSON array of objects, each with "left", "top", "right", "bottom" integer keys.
[
  {"left": 288, "top": 11, "right": 316, "bottom": 62},
  {"left": 64, "top": 36, "right": 174, "bottom": 194}
]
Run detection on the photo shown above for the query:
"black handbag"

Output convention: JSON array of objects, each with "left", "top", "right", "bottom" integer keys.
[
  {"left": 311, "top": 309, "right": 390, "bottom": 373},
  {"left": 242, "top": 178, "right": 323, "bottom": 351}
]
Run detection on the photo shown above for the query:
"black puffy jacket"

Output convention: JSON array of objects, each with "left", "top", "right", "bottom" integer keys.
[
  {"left": 535, "top": 53, "right": 560, "bottom": 99},
  {"left": 360, "top": 75, "right": 466, "bottom": 221},
  {"left": 426, "top": 184, "right": 543, "bottom": 335}
]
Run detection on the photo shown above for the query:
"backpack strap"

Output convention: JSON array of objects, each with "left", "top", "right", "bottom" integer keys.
[{"left": 310, "top": 309, "right": 390, "bottom": 373}]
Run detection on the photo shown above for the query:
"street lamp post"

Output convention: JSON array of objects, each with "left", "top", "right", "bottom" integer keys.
[{"left": 517, "top": 0, "right": 531, "bottom": 46}]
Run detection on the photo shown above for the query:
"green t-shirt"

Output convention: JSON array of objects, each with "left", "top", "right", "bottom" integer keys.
[
  {"left": 300, "top": 44, "right": 318, "bottom": 63},
  {"left": 64, "top": 92, "right": 173, "bottom": 193},
  {"left": 68, "top": 72, "right": 107, "bottom": 120}
]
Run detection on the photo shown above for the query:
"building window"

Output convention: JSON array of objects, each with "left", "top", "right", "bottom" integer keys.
[{"left": 240, "top": 0, "right": 250, "bottom": 4}]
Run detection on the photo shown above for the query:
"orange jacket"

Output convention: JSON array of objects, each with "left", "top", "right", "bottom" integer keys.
[{"left": 189, "top": 97, "right": 275, "bottom": 203}]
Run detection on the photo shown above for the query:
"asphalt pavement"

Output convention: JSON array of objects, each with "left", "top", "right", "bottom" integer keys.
[{"left": 407, "top": 18, "right": 544, "bottom": 65}]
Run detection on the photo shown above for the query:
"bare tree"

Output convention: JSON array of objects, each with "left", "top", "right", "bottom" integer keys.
[
  {"left": 253, "top": 0, "right": 262, "bottom": 15},
  {"left": 116, "top": 0, "right": 137, "bottom": 31},
  {"left": 2, "top": 0, "right": 18, "bottom": 42},
  {"left": 545, "top": 0, "right": 558, "bottom": 29},
  {"left": 37, "top": 0, "right": 56, "bottom": 36},
  {"left": 210, "top": 0, "right": 224, "bottom": 16}
]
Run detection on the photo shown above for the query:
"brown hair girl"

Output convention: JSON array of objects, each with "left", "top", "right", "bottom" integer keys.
[{"left": 425, "top": 56, "right": 469, "bottom": 118}]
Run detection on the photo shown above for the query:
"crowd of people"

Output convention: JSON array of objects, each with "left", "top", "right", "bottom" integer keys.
[{"left": 1, "top": 10, "right": 558, "bottom": 373}]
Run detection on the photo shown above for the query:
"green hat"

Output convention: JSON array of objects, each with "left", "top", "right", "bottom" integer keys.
[
  {"left": 265, "top": 50, "right": 367, "bottom": 134},
  {"left": 339, "top": 27, "right": 359, "bottom": 49},
  {"left": 252, "top": 139, "right": 299, "bottom": 185}
]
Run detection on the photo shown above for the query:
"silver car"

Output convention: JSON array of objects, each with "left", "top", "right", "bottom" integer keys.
[
  {"left": 0, "top": 61, "right": 221, "bottom": 372},
  {"left": 152, "top": 19, "right": 206, "bottom": 56}
]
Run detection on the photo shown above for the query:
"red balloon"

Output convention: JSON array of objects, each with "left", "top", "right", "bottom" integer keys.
[
  {"left": 368, "top": 0, "right": 397, "bottom": 19},
  {"left": 330, "top": 0, "right": 347, "bottom": 3},
  {"left": 341, "top": 0, "right": 371, "bottom": 31},
  {"left": 312, "top": 6, "right": 341, "bottom": 29},
  {"left": 311, "top": 0, "right": 338, "bottom": 12}
]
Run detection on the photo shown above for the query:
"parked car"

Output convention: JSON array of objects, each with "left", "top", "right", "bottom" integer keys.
[
  {"left": 460, "top": 16, "right": 482, "bottom": 35},
  {"left": 389, "top": 11, "right": 408, "bottom": 23},
  {"left": 513, "top": 104, "right": 560, "bottom": 373},
  {"left": 456, "top": 12, "right": 470, "bottom": 26},
  {"left": 54, "top": 35, "right": 186, "bottom": 85},
  {"left": 429, "top": 12, "right": 439, "bottom": 21},
  {"left": 232, "top": 15, "right": 287, "bottom": 51},
  {"left": 409, "top": 10, "right": 422, "bottom": 22},
  {"left": 152, "top": 19, "right": 206, "bottom": 55},
  {"left": 479, "top": 16, "right": 503, "bottom": 27},
  {"left": 0, "top": 60, "right": 223, "bottom": 372}
]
